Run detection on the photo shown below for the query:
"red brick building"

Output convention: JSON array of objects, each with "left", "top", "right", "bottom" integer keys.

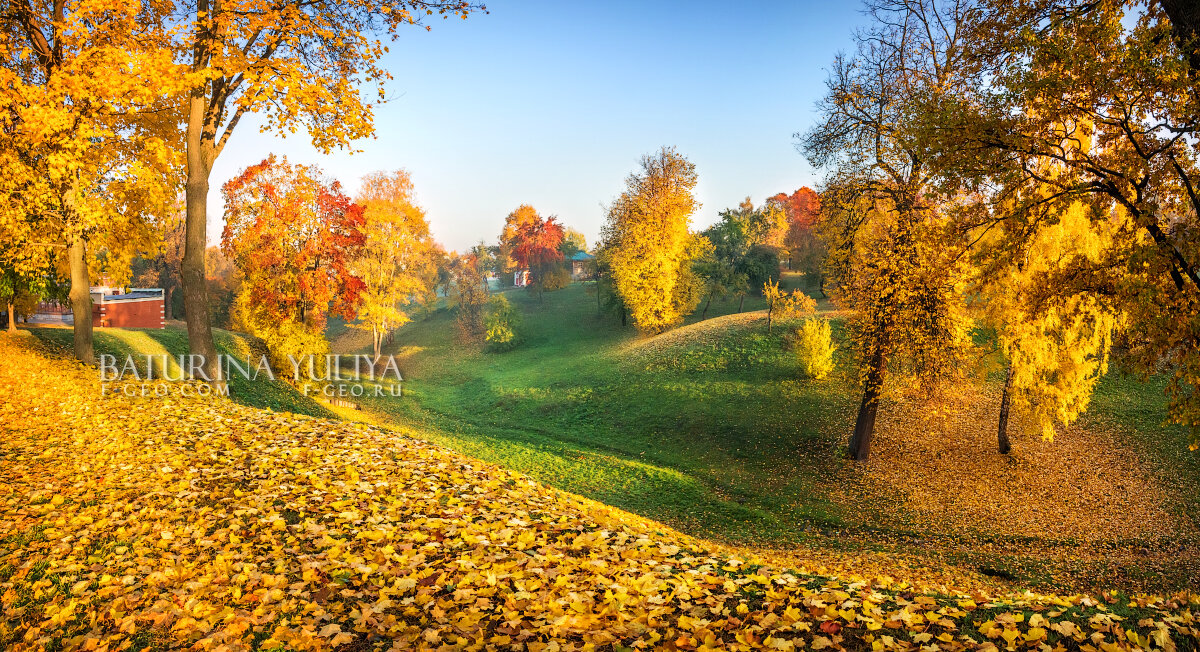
[{"left": 91, "top": 290, "right": 165, "bottom": 329}]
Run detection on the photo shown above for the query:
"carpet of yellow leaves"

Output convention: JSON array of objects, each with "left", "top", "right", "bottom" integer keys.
[
  {"left": 840, "top": 388, "right": 1188, "bottom": 542},
  {"left": 820, "top": 387, "right": 1200, "bottom": 592},
  {"left": 1, "top": 336, "right": 1197, "bottom": 651}
]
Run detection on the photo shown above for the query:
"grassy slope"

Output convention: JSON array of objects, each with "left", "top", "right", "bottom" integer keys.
[
  {"left": 27, "top": 325, "right": 334, "bottom": 419},
  {"left": 352, "top": 280, "right": 856, "bottom": 548},
  {"left": 345, "top": 281, "right": 1200, "bottom": 593}
]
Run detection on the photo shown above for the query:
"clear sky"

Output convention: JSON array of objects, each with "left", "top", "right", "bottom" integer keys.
[{"left": 213, "top": 1, "right": 866, "bottom": 252}]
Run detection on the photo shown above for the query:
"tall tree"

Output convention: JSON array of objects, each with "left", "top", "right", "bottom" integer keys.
[
  {"left": 174, "top": 0, "right": 483, "bottom": 382},
  {"left": 803, "top": 0, "right": 978, "bottom": 461},
  {"left": 602, "top": 147, "right": 702, "bottom": 334},
  {"left": 499, "top": 204, "right": 541, "bottom": 279},
  {"left": 0, "top": 0, "right": 180, "bottom": 364},
  {"left": 449, "top": 250, "right": 488, "bottom": 341},
  {"left": 937, "top": 0, "right": 1200, "bottom": 443},
  {"left": 352, "top": 169, "right": 436, "bottom": 365},
  {"left": 221, "top": 156, "right": 365, "bottom": 371}
]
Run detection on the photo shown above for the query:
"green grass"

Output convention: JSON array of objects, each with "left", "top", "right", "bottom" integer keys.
[
  {"left": 27, "top": 325, "right": 333, "bottom": 418},
  {"left": 348, "top": 279, "right": 856, "bottom": 547},
  {"left": 1088, "top": 371, "right": 1200, "bottom": 528}
]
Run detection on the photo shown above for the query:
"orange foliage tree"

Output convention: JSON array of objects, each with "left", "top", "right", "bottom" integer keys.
[
  {"left": 220, "top": 156, "right": 365, "bottom": 372},
  {"left": 499, "top": 204, "right": 541, "bottom": 279},
  {"left": 771, "top": 187, "right": 825, "bottom": 284},
  {"left": 510, "top": 213, "right": 565, "bottom": 300},
  {"left": 174, "top": 0, "right": 484, "bottom": 381}
]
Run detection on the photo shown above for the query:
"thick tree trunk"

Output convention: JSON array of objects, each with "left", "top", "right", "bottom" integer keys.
[
  {"left": 848, "top": 346, "right": 886, "bottom": 461},
  {"left": 1161, "top": 0, "right": 1200, "bottom": 76},
  {"left": 738, "top": 294, "right": 745, "bottom": 312},
  {"left": 182, "top": 92, "right": 221, "bottom": 384},
  {"left": 68, "top": 236, "right": 95, "bottom": 365},
  {"left": 164, "top": 285, "right": 173, "bottom": 321},
  {"left": 6, "top": 301, "right": 15, "bottom": 333},
  {"left": 997, "top": 365, "right": 1014, "bottom": 455}
]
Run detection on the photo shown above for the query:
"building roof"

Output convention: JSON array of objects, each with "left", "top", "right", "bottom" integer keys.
[
  {"left": 101, "top": 291, "right": 163, "bottom": 302},
  {"left": 568, "top": 251, "right": 595, "bottom": 261}
]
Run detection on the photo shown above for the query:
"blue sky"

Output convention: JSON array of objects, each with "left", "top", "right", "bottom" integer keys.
[{"left": 214, "top": 1, "right": 866, "bottom": 252}]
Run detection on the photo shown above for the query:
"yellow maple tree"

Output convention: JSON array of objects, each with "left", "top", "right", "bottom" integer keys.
[
  {"left": 352, "top": 169, "right": 438, "bottom": 365},
  {"left": 0, "top": 1, "right": 182, "bottom": 363},
  {"left": 602, "top": 146, "right": 704, "bottom": 334}
]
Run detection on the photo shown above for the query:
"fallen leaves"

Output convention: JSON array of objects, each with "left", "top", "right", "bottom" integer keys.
[{"left": 0, "top": 336, "right": 1197, "bottom": 650}]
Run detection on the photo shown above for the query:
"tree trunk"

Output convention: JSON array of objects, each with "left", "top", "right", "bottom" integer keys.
[
  {"left": 182, "top": 90, "right": 221, "bottom": 384},
  {"left": 372, "top": 323, "right": 382, "bottom": 367},
  {"left": 6, "top": 301, "right": 15, "bottom": 333},
  {"left": 701, "top": 291, "right": 714, "bottom": 320},
  {"left": 997, "top": 365, "right": 1014, "bottom": 455},
  {"left": 621, "top": 306, "right": 627, "bottom": 328},
  {"left": 848, "top": 346, "right": 886, "bottom": 461},
  {"left": 164, "top": 285, "right": 173, "bottom": 321},
  {"left": 738, "top": 294, "right": 745, "bottom": 313},
  {"left": 68, "top": 235, "right": 95, "bottom": 365}
]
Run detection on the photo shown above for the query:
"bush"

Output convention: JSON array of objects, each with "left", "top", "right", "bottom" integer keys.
[
  {"left": 538, "top": 263, "right": 571, "bottom": 292},
  {"left": 795, "top": 317, "right": 835, "bottom": 379},
  {"left": 232, "top": 293, "right": 330, "bottom": 379},
  {"left": 484, "top": 295, "right": 522, "bottom": 352}
]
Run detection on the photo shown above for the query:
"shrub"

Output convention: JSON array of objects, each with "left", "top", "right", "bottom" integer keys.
[
  {"left": 484, "top": 295, "right": 522, "bottom": 352},
  {"left": 538, "top": 263, "right": 571, "bottom": 292},
  {"left": 796, "top": 317, "right": 835, "bottom": 379},
  {"left": 232, "top": 292, "right": 330, "bottom": 379}
]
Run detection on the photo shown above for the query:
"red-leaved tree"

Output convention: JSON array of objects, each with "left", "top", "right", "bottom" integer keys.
[
  {"left": 221, "top": 156, "right": 365, "bottom": 372},
  {"left": 772, "top": 187, "right": 826, "bottom": 289},
  {"left": 511, "top": 213, "right": 565, "bottom": 300}
]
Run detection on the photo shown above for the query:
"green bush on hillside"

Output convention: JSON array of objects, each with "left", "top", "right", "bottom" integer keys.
[
  {"left": 485, "top": 294, "right": 522, "bottom": 352},
  {"left": 795, "top": 317, "right": 835, "bottom": 380},
  {"left": 539, "top": 263, "right": 572, "bottom": 292}
]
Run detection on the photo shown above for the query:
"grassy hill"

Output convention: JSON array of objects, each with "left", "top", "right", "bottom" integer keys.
[
  {"left": 27, "top": 325, "right": 333, "bottom": 419},
  {"left": 2, "top": 333, "right": 1197, "bottom": 651},
  {"left": 338, "top": 282, "right": 1200, "bottom": 594}
]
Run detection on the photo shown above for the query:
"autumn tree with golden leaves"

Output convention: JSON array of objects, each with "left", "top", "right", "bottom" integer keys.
[
  {"left": 352, "top": 170, "right": 437, "bottom": 366},
  {"left": 803, "top": 0, "right": 978, "bottom": 461},
  {"left": 173, "top": 0, "right": 484, "bottom": 382},
  {"left": 602, "top": 147, "right": 704, "bottom": 334},
  {"left": 934, "top": 0, "right": 1200, "bottom": 444},
  {"left": 0, "top": 1, "right": 181, "bottom": 364}
]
